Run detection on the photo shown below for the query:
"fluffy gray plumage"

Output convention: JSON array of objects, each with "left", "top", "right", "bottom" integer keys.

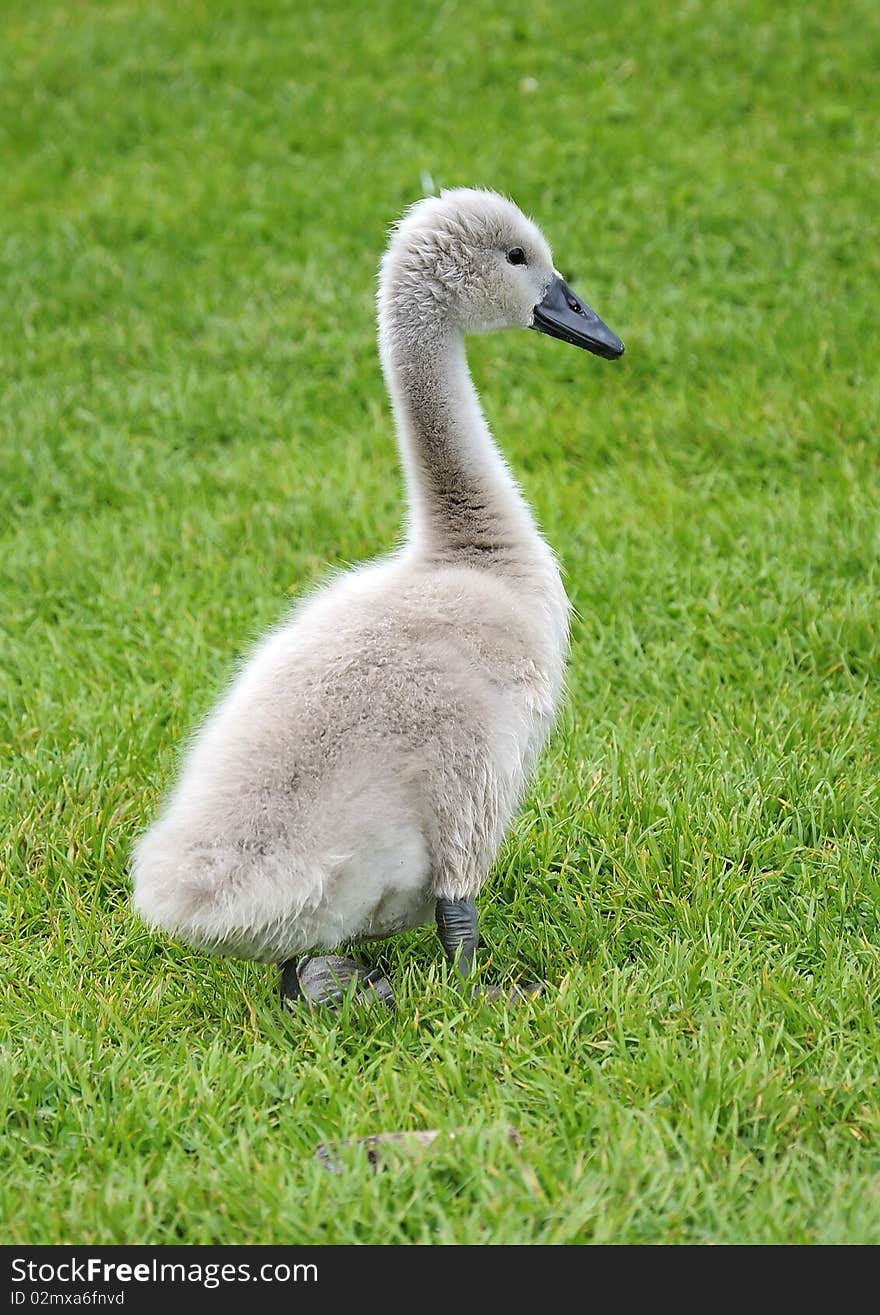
[{"left": 132, "top": 189, "right": 570, "bottom": 962}]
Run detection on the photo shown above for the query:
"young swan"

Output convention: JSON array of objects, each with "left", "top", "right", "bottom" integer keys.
[{"left": 132, "top": 188, "right": 623, "bottom": 1007}]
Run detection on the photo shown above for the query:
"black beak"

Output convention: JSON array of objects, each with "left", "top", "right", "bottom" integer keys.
[{"left": 530, "top": 274, "right": 624, "bottom": 360}]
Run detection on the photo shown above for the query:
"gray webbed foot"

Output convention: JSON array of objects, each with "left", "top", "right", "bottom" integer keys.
[
  {"left": 435, "top": 897, "right": 541, "bottom": 1001},
  {"left": 280, "top": 955, "right": 394, "bottom": 1009},
  {"left": 474, "top": 982, "right": 543, "bottom": 1004}
]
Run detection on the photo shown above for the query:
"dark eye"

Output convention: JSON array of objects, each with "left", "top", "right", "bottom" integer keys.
[{"left": 506, "top": 247, "right": 527, "bottom": 266}]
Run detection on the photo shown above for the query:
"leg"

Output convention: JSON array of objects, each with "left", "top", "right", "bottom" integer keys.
[
  {"left": 435, "top": 897, "right": 479, "bottom": 978},
  {"left": 279, "top": 958, "right": 304, "bottom": 1004},
  {"left": 435, "top": 897, "right": 542, "bottom": 1003},
  {"left": 280, "top": 955, "right": 394, "bottom": 1009}
]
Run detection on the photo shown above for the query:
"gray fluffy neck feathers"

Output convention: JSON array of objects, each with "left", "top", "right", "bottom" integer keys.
[{"left": 379, "top": 301, "right": 544, "bottom": 568}]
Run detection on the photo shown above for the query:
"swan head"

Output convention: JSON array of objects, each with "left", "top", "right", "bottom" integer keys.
[{"left": 379, "top": 187, "right": 623, "bottom": 360}]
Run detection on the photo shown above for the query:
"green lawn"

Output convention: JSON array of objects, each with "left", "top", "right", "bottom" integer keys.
[{"left": 2, "top": 0, "right": 879, "bottom": 1244}]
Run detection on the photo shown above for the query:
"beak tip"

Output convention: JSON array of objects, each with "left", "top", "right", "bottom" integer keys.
[{"left": 532, "top": 275, "right": 624, "bottom": 362}]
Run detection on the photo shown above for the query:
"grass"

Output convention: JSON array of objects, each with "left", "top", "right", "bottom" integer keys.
[{"left": 2, "top": 0, "right": 879, "bottom": 1245}]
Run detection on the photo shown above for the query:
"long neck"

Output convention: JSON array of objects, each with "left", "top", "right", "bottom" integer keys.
[{"left": 380, "top": 312, "right": 542, "bottom": 565}]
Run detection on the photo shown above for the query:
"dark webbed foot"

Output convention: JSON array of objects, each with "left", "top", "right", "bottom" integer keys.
[
  {"left": 280, "top": 955, "right": 394, "bottom": 1009},
  {"left": 435, "top": 897, "right": 541, "bottom": 1001}
]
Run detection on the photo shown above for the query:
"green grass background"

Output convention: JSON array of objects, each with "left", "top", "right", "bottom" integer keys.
[{"left": 2, "top": 0, "right": 879, "bottom": 1243}]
